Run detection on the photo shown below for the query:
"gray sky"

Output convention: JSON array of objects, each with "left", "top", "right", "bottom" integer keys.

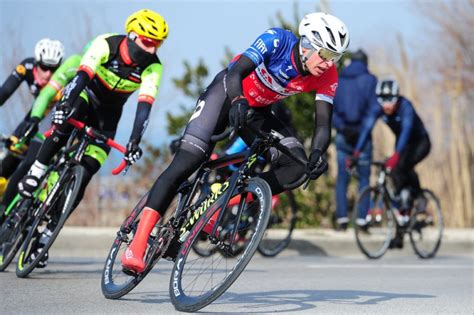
[{"left": 0, "top": 0, "right": 424, "bottom": 149}]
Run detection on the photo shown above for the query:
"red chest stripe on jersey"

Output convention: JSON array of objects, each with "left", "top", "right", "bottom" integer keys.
[{"left": 127, "top": 75, "right": 141, "bottom": 83}]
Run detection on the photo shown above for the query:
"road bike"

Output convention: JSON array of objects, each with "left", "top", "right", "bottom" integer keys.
[
  {"left": 11, "top": 118, "right": 127, "bottom": 277},
  {"left": 352, "top": 161, "right": 443, "bottom": 259},
  {"left": 101, "top": 126, "right": 310, "bottom": 312}
]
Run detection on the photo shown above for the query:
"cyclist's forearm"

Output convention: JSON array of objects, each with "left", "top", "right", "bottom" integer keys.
[
  {"left": 224, "top": 55, "right": 255, "bottom": 102},
  {"left": 30, "top": 85, "right": 57, "bottom": 119},
  {"left": 62, "top": 71, "right": 91, "bottom": 105},
  {"left": 129, "top": 101, "right": 152, "bottom": 142},
  {"left": 0, "top": 74, "right": 22, "bottom": 106},
  {"left": 311, "top": 100, "right": 332, "bottom": 153}
]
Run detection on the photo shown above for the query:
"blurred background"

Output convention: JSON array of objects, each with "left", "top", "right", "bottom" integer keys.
[{"left": 0, "top": 0, "right": 472, "bottom": 228}]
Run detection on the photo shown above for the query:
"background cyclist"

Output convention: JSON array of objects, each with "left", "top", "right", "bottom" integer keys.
[
  {"left": 0, "top": 51, "right": 84, "bottom": 223},
  {"left": 350, "top": 77, "right": 431, "bottom": 245},
  {"left": 0, "top": 38, "right": 64, "bottom": 183}
]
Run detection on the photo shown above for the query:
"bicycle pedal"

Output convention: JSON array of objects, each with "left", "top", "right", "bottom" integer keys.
[{"left": 122, "top": 267, "right": 140, "bottom": 277}]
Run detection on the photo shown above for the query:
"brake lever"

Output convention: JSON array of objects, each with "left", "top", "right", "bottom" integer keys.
[{"left": 302, "top": 178, "right": 311, "bottom": 190}]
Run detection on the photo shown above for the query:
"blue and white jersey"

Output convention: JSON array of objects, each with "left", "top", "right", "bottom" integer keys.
[{"left": 229, "top": 28, "right": 338, "bottom": 107}]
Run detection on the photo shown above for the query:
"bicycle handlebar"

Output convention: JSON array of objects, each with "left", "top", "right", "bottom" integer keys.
[
  {"left": 67, "top": 118, "right": 128, "bottom": 175},
  {"left": 210, "top": 128, "right": 233, "bottom": 142}
]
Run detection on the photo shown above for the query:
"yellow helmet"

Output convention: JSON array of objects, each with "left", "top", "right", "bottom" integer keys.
[{"left": 125, "top": 9, "right": 169, "bottom": 41}]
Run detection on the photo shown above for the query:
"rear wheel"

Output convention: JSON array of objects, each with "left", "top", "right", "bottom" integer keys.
[
  {"left": 409, "top": 189, "right": 443, "bottom": 259},
  {"left": 258, "top": 190, "right": 297, "bottom": 257},
  {"left": 16, "top": 166, "right": 84, "bottom": 278},
  {"left": 353, "top": 186, "right": 395, "bottom": 259},
  {"left": 170, "top": 177, "right": 272, "bottom": 312}
]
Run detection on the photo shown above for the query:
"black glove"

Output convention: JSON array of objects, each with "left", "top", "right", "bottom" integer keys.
[
  {"left": 306, "top": 149, "right": 328, "bottom": 180},
  {"left": 341, "top": 126, "right": 359, "bottom": 146},
  {"left": 228, "top": 98, "right": 251, "bottom": 130},
  {"left": 52, "top": 101, "right": 72, "bottom": 125},
  {"left": 18, "top": 116, "right": 40, "bottom": 141},
  {"left": 124, "top": 139, "right": 143, "bottom": 165}
]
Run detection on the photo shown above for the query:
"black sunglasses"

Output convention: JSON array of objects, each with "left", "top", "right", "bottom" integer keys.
[{"left": 38, "top": 63, "right": 59, "bottom": 72}]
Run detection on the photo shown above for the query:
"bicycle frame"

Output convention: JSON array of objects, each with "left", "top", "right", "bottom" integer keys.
[{"left": 170, "top": 127, "right": 308, "bottom": 250}]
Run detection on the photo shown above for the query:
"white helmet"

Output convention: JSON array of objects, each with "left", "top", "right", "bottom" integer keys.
[
  {"left": 298, "top": 12, "right": 349, "bottom": 62},
  {"left": 34, "top": 38, "right": 65, "bottom": 67}
]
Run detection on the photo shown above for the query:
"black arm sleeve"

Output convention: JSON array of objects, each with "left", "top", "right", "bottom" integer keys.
[
  {"left": 0, "top": 73, "right": 23, "bottom": 106},
  {"left": 224, "top": 55, "right": 257, "bottom": 102},
  {"left": 62, "top": 71, "right": 91, "bottom": 106},
  {"left": 129, "top": 101, "right": 152, "bottom": 142},
  {"left": 311, "top": 100, "right": 333, "bottom": 153}
]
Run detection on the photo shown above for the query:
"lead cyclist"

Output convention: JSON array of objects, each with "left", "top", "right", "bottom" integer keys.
[{"left": 122, "top": 12, "right": 350, "bottom": 273}]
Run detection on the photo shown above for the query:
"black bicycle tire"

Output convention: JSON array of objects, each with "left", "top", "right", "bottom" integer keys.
[
  {"left": 170, "top": 177, "right": 272, "bottom": 312},
  {"left": 16, "top": 165, "right": 84, "bottom": 277},
  {"left": 102, "top": 191, "right": 181, "bottom": 299},
  {"left": 409, "top": 189, "right": 443, "bottom": 259},
  {"left": 257, "top": 190, "right": 297, "bottom": 257},
  {"left": 0, "top": 199, "right": 32, "bottom": 271},
  {"left": 353, "top": 185, "right": 394, "bottom": 259},
  {"left": 101, "top": 194, "right": 150, "bottom": 299}
]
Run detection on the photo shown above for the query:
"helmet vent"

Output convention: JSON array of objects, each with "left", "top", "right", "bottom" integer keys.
[
  {"left": 339, "top": 32, "right": 347, "bottom": 46},
  {"left": 325, "top": 27, "right": 336, "bottom": 46},
  {"left": 311, "top": 31, "right": 323, "bottom": 46}
]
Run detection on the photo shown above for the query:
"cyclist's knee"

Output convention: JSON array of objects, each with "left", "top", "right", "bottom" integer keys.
[{"left": 179, "top": 134, "right": 210, "bottom": 157}]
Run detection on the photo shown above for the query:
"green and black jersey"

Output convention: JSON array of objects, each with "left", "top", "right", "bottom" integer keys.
[
  {"left": 60, "top": 33, "right": 164, "bottom": 142},
  {"left": 78, "top": 33, "right": 163, "bottom": 106}
]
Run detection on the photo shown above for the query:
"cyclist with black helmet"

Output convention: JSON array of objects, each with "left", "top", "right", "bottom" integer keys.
[
  {"left": 0, "top": 38, "right": 64, "bottom": 183},
  {"left": 350, "top": 78, "right": 431, "bottom": 235},
  {"left": 122, "top": 12, "right": 350, "bottom": 273}
]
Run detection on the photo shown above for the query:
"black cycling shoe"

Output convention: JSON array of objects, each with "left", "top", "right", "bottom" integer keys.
[
  {"left": 388, "top": 233, "right": 404, "bottom": 249},
  {"left": 335, "top": 222, "right": 348, "bottom": 231},
  {"left": 29, "top": 246, "right": 49, "bottom": 268}
]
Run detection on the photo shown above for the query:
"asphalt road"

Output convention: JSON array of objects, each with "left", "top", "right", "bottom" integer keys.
[{"left": 1, "top": 249, "right": 472, "bottom": 314}]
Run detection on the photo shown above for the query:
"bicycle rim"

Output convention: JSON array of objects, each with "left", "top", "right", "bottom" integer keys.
[
  {"left": 353, "top": 186, "right": 395, "bottom": 259},
  {"left": 409, "top": 189, "right": 443, "bottom": 259},
  {"left": 170, "top": 177, "right": 272, "bottom": 312},
  {"left": 101, "top": 194, "right": 178, "bottom": 299},
  {"left": 258, "top": 190, "right": 297, "bottom": 257}
]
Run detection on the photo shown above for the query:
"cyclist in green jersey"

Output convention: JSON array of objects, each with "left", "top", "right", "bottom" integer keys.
[
  {"left": 17, "top": 9, "right": 168, "bottom": 266},
  {"left": 18, "top": 8, "right": 167, "bottom": 206},
  {"left": 0, "top": 53, "right": 83, "bottom": 222}
]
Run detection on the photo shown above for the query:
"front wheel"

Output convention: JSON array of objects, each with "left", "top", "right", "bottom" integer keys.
[
  {"left": 170, "top": 177, "right": 272, "bottom": 312},
  {"left": 101, "top": 193, "right": 179, "bottom": 299},
  {"left": 409, "top": 189, "right": 443, "bottom": 259},
  {"left": 0, "top": 198, "right": 33, "bottom": 271},
  {"left": 16, "top": 165, "right": 84, "bottom": 278},
  {"left": 353, "top": 186, "right": 395, "bottom": 259}
]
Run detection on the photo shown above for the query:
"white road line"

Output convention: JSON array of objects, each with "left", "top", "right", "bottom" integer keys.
[{"left": 307, "top": 264, "right": 473, "bottom": 269}]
